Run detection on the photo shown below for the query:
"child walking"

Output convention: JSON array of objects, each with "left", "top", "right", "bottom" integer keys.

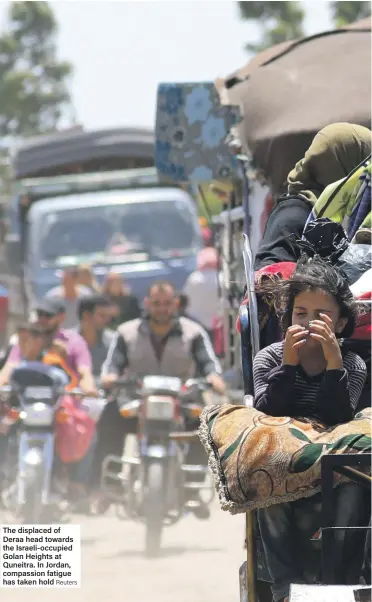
[{"left": 253, "top": 256, "right": 368, "bottom": 602}]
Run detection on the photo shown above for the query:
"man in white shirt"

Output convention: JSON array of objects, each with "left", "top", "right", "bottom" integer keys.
[
  {"left": 183, "top": 247, "right": 220, "bottom": 340},
  {"left": 46, "top": 267, "right": 91, "bottom": 328}
]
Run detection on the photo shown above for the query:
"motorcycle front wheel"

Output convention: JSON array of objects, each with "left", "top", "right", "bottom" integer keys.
[
  {"left": 22, "top": 466, "right": 44, "bottom": 524},
  {"left": 144, "top": 461, "right": 165, "bottom": 558}
]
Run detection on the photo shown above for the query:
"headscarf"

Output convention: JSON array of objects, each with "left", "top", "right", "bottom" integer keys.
[
  {"left": 303, "top": 158, "right": 371, "bottom": 240},
  {"left": 287, "top": 123, "right": 372, "bottom": 205},
  {"left": 42, "top": 340, "right": 78, "bottom": 390}
]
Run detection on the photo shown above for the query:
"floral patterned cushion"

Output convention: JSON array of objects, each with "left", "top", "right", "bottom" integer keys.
[
  {"left": 199, "top": 404, "right": 371, "bottom": 514},
  {"left": 155, "top": 82, "right": 241, "bottom": 183}
]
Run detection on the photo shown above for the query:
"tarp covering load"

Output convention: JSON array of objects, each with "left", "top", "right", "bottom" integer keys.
[
  {"left": 13, "top": 127, "right": 155, "bottom": 179},
  {"left": 215, "top": 18, "right": 371, "bottom": 197}
]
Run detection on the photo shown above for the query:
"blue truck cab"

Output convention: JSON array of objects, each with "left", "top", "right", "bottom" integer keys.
[
  {"left": 4, "top": 167, "right": 202, "bottom": 325},
  {"left": 2, "top": 128, "right": 203, "bottom": 330}
]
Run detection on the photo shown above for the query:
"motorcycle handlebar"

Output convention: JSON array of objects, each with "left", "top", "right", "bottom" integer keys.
[
  {"left": 183, "top": 378, "right": 212, "bottom": 390},
  {"left": 68, "top": 387, "right": 84, "bottom": 397},
  {"left": 0, "top": 377, "right": 211, "bottom": 398},
  {"left": 68, "top": 387, "right": 105, "bottom": 399},
  {"left": 0, "top": 385, "right": 12, "bottom": 395},
  {"left": 0, "top": 385, "right": 104, "bottom": 400},
  {"left": 101, "top": 377, "right": 213, "bottom": 392},
  {"left": 0, "top": 385, "right": 12, "bottom": 402},
  {"left": 94, "top": 376, "right": 218, "bottom": 402},
  {"left": 101, "top": 377, "right": 140, "bottom": 393},
  {"left": 114, "top": 377, "right": 139, "bottom": 387}
]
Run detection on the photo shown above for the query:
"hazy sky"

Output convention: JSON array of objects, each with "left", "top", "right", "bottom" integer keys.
[{"left": 0, "top": 1, "right": 332, "bottom": 130}]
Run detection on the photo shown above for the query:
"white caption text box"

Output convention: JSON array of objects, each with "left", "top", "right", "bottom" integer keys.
[{"left": 0, "top": 524, "right": 81, "bottom": 588}]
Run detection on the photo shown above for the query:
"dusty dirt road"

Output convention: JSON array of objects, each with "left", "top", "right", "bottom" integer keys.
[{"left": 5, "top": 501, "right": 245, "bottom": 602}]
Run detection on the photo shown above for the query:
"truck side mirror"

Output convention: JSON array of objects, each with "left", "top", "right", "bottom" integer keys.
[{"left": 5, "top": 235, "right": 22, "bottom": 276}]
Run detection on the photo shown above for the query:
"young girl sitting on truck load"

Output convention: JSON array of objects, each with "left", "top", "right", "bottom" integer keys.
[{"left": 253, "top": 256, "right": 368, "bottom": 602}]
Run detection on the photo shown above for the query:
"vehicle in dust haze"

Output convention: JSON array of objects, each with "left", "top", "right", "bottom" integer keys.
[
  {"left": 1, "top": 128, "right": 202, "bottom": 335},
  {"left": 101, "top": 375, "right": 214, "bottom": 557},
  {"left": 0, "top": 363, "right": 71, "bottom": 523}
]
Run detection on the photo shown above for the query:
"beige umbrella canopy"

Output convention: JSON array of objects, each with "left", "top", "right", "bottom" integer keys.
[{"left": 215, "top": 18, "right": 371, "bottom": 196}]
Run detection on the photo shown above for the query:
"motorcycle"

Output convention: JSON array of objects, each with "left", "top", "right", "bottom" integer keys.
[
  {"left": 0, "top": 361, "right": 87, "bottom": 523},
  {"left": 101, "top": 375, "right": 215, "bottom": 557}
]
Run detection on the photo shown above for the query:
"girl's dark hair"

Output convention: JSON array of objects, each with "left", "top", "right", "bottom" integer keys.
[{"left": 258, "top": 256, "right": 359, "bottom": 339}]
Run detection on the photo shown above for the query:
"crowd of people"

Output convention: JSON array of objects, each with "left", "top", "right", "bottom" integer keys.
[
  {"left": 39, "top": 240, "right": 221, "bottom": 341},
  {"left": 0, "top": 257, "right": 224, "bottom": 516},
  {"left": 0, "top": 119, "right": 370, "bottom": 595},
  {"left": 43, "top": 265, "right": 142, "bottom": 331}
]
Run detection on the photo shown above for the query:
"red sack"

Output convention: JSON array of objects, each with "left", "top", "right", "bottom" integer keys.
[
  {"left": 54, "top": 395, "right": 96, "bottom": 464},
  {"left": 351, "top": 311, "right": 372, "bottom": 341}
]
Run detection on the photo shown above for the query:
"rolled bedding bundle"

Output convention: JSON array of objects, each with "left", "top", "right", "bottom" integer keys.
[{"left": 199, "top": 403, "right": 371, "bottom": 514}]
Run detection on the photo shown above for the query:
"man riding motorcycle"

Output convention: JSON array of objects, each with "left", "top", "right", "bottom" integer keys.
[
  {"left": 0, "top": 323, "right": 47, "bottom": 493},
  {"left": 0, "top": 300, "right": 98, "bottom": 505},
  {"left": 0, "top": 322, "right": 47, "bottom": 386},
  {"left": 93, "top": 280, "right": 226, "bottom": 517},
  {"left": 0, "top": 298, "right": 97, "bottom": 396},
  {"left": 0, "top": 323, "right": 46, "bottom": 387},
  {"left": 101, "top": 280, "right": 225, "bottom": 390}
]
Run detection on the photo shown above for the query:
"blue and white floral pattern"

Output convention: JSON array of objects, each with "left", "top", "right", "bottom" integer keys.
[
  {"left": 184, "top": 86, "right": 213, "bottom": 125},
  {"left": 158, "top": 85, "right": 184, "bottom": 116},
  {"left": 155, "top": 82, "right": 242, "bottom": 184},
  {"left": 200, "top": 115, "right": 226, "bottom": 149}
]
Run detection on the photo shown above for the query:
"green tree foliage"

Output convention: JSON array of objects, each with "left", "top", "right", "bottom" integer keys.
[
  {"left": 238, "top": 1, "right": 305, "bottom": 53},
  {"left": 0, "top": 1, "right": 73, "bottom": 139},
  {"left": 330, "top": 1, "right": 371, "bottom": 27},
  {"left": 238, "top": 1, "right": 371, "bottom": 55}
]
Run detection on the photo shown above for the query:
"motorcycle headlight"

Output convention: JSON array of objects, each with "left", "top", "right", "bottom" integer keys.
[
  {"left": 22, "top": 402, "right": 55, "bottom": 427},
  {"left": 145, "top": 396, "right": 175, "bottom": 421}
]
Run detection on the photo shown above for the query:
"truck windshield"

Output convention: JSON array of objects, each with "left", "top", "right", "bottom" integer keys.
[{"left": 37, "top": 198, "right": 201, "bottom": 267}]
